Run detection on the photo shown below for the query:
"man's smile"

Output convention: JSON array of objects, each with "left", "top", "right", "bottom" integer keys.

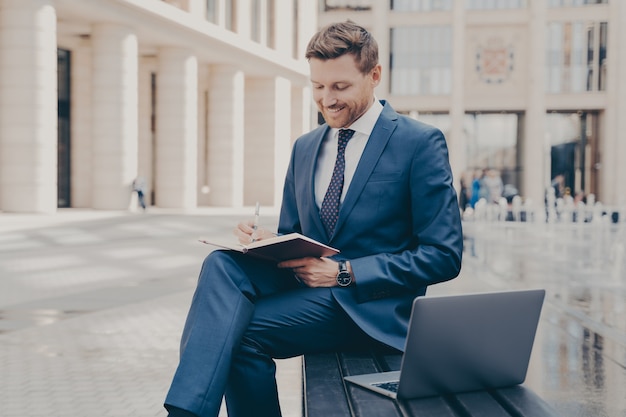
[{"left": 326, "top": 105, "right": 345, "bottom": 113}]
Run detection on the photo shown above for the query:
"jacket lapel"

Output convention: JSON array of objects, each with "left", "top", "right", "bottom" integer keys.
[
  {"left": 305, "top": 126, "right": 331, "bottom": 240},
  {"left": 331, "top": 104, "right": 398, "bottom": 240}
]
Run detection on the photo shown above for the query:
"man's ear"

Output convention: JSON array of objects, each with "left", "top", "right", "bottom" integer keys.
[{"left": 370, "top": 64, "right": 382, "bottom": 87}]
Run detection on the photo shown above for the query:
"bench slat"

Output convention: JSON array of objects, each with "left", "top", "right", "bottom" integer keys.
[
  {"left": 303, "top": 353, "right": 352, "bottom": 417},
  {"left": 304, "top": 352, "right": 560, "bottom": 417},
  {"left": 339, "top": 351, "right": 404, "bottom": 417},
  {"left": 454, "top": 391, "right": 514, "bottom": 416},
  {"left": 346, "top": 384, "right": 404, "bottom": 417},
  {"left": 400, "top": 396, "right": 461, "bottom": 416},
  {"left": 493, "top": 386, "right": 560, "bottom": 417}
]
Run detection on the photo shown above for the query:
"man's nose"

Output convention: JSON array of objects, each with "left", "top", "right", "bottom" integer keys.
[{"left": 320, "top": 91, "right": 337, "bottom": 107}]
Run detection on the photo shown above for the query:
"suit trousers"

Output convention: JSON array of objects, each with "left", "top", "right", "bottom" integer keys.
[{"left": 164, "top": 250, "right": 376, "bottom": 417}]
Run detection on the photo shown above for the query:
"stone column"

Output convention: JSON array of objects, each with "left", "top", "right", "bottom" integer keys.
[
  {"left": 273, "top": 0, "right": 293, "bottom": 56},
  {"left": 196, "top": 65, "right": 212, "bottom": 207},
  {"left": 70, "top": 37, "right": 93, "bottom": 208},
  {"left": 155, "top": 47, "right": 198, "bottom": 209},
  {"left": 215, "top": 0, "right": 228, "bottom": 28},
  {"left": 235, "top": 0, "right": 251, "bottom": 39},
  {"left": 272, "top": 77, "right": 293, "bottom": 208},
  {"left": 291, "top": 85, "right": 312, "bottom": 145},
  {"left": 295, "top": 0, "right": 317, "bottom": 60},
  {"left": 524, "top": 1, "right": 547, "bottom": 213},
  {"left": 91, "top": 23, "right": 138, "bottom": 210},
  {"left": 244, "top": 76, "right": 291, "bottom": 209},
  {"left": 206, "top": 65, "right": 245, "bottom": 207},
  {"left": 449, "top": 0, "right": 467, "bottom": 195},
  {"left": 0, "top": 0, "right": 57, "bottom": 213},
  {"left": 187, "top": 0, "right": 206, "bottom": 18},
  {"left": 370, "top": 0, "right": 389, "bottom": 98},
  {"left": 603, "top": 1, "right": 626, "bottom": 207},
  {"left": 138, "top": 56, "right": 157, "bottom": 208}
]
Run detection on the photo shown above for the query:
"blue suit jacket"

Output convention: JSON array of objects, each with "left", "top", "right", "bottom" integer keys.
[{"left": 278, "top": 101, "right": 463, "bottom": 351}]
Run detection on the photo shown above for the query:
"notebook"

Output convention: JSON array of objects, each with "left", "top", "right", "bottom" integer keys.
[{"left": 344, "top": 289, "right": 546, "bottom": 399}]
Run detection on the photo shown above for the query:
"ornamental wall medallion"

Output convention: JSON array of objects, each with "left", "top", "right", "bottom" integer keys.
[{"left": 476, "top": 38, "right": 515, "bottom": 84}]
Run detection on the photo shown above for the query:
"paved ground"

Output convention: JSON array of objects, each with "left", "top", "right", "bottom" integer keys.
[
  {"left": 457, "top": 221, "right": 626, "bottom": 417},
  {"left": 0, "top": 208, "right": 301, "bottom": 417},
  {"left": 0, "top": 209, "right": 625, "bottom": 417}
]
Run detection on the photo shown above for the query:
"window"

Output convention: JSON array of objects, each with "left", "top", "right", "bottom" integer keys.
[
  {"left": 225, "top": 0, "right": 235, "bottom": 31},
  {"left": 546, "top": 21, "right": 607, "bottom": 93},
  {"left": 465, "top": 0, "right": 527, "bottom": 9},
  {"left": 321, "top": 0, "right": 371, "bottom": 11},
  {"left": 411, "top": 112, "right": 451, "bottom": 133},
  {"left": 206, "top": 0, "right": 217, "bottom": 23},
  {"left": 465, "top": 113, "right": 520, "bottom": 191},
  {"left": 293, "top": 0, "right": 299, "bottom": 58},
  {"left": 598, "top": 22, "right": 607, "bottom": 91},
  {"left": 546, "top": 112, "right": 599, "bottom": 196},
  {"left": 206, "top": 0, "right": 235, "bottom": 29},
  {"left": 252, "top": 0, "right": 261, "bottom": 42},
  {"left": 390, "top": 26, "right": 452, "bottom": 95},
  {"left": 251, "top": 0, "right": 274, "bottom": 47},
  {"left": 57, "top": 49, "right": 71, "bottom": 208},
  {"left": 548, "top": 0, "right": 607, "bottom": 7},
  {"left": 391, "top": 0, "right": 452, "bottom": 11}
]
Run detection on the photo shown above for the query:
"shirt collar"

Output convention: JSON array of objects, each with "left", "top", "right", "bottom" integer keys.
[{"left": 331, "top": 97, "right": 383, "bottom": 138}]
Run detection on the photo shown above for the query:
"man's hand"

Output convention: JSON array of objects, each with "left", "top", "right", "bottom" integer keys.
[
  {"left": 279, "top": 258, "right": 351, "bottom": 287},
  {"left": 234, "top": 220, "right": 275, "bottom": 244}
]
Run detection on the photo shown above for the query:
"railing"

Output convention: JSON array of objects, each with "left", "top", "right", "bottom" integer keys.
[{"left": 463, "top": 191, "right": 624, "bottom": 226}]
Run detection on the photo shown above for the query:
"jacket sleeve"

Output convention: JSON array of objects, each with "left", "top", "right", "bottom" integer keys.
[{"left": 348, "top": 126, "right": 463, "bottom": 303}]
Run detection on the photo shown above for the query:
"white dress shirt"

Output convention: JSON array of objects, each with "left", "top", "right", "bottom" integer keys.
[{"left": 314, "top": 99, "right": 384, "bottom": 208}]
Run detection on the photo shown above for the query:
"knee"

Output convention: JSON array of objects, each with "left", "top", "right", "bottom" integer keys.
[
  {"left": 197, "top": 250, "right": 253, "bottom": 294},
  {"left": 233, "top": 331, "right": 275, "bottom": 369},
  {"left": 200, "top": 250, "right": 241, "bottom": 275}
]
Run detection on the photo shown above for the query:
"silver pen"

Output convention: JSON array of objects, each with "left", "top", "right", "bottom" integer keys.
[{"left": 251, "top": 201, "right": 260, "bottom": 242}]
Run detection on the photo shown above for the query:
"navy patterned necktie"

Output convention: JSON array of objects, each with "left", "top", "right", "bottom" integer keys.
[{"left": 320, "top": 128, "right": 355, "bottom": 237}]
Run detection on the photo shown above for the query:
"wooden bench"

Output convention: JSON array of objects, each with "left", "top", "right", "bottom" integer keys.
[{"left": 303, "top": 350, "right": 559, "bottom": 417}]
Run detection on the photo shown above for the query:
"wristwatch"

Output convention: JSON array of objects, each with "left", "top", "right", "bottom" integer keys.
[{"left": 336, "top": 260, "right": 352, "bottom": 287}]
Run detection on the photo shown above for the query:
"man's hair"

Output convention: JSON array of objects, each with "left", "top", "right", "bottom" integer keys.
[{"left": 305, "top": 21, "right": 378, "bottom": 74}]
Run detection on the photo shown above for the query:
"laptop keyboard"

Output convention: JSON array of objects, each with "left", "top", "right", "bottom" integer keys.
[{"left": 372, "top": 380, "right": 400, "bottom": 393}]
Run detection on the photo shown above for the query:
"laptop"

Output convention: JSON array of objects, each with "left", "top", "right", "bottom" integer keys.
[{"left": 344, "top": 289, "right": 546, "bottom": 400}]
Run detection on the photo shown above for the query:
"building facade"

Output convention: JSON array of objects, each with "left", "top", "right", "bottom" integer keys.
[
  {"left": 320, "top": 0, "right": 626, "bottom": 212},
  {"left": 2, "top": 0, "right": 624, "bottom": 215},
  {"left": 0, "top": 0, "right": 317, "bottom": 213}
]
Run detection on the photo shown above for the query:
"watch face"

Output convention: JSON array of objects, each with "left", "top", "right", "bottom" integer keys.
[{"left": 337, "top": 272, "right": 352, "bottom": 287}]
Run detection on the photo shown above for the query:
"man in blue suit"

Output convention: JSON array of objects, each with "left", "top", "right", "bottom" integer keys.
[{"left": 165, "top": 21, "right": 463, "bottom": 417}]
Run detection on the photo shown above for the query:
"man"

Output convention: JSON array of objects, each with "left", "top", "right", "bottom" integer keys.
[
  {"left": 133, "top": 176, "right": 147, "bottom": 211},
  {"left": 164, "top": 21, "right": 463, "bottom": 417}
]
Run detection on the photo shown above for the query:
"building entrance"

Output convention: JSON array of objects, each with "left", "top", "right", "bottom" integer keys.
[
  {"left": 57, "top": 49, "right": 71, "bottom": 208},
  {"left": 547, "top": 112, "right": 599, "bottom": 201}
]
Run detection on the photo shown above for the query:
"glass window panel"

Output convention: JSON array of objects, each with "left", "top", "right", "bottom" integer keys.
[
  {"left": 415, "top": 113, "right": 451, "bottom": 134},
  {"left": 391, "top": 26, "right": 451, "bottom": 95},
  {"left": 206, "top": 0, "right": 217, "bottom": 23},
  {"left": 548, "top": 0, "right": 607, "bottom": 7},
  {"left": 57, "top": 49, "right": 71, "bottom": 101},
  {"left": 267, "top": 0, "right": 275, "bottom": 48},
  {"left": 586, "top": 23, "right": 594, "bottom": 91},
  {"left": 570, "top": 22, "right": 585, "bottom": 92},
  {"left": 547, "top": 113, "right": 581, "bottom": 146},
  {"left": 466, "top": 0, "right": 527, "bottom": 9},
  {"left": 464, "top": 113, "right": 520, "bottom": 193},
  {"left": 442, "top": 68, "right": 452, "bottom": 93},
  {"left": 545, "top": 20, "right": 607, "bottom": 93},
  {"left": 225, "top": 0, "right": 234, "bottom": 30},
  {"left": 324, "top": 0, "right": 372, "bottom": 11},
  {"left": 392, "top": 0, "right": 452, "bottom": 11},
  {"left": 546, "top": 22, "right": 563, "bottom": 92},
  {"left": 251, "top": 0, "right": 261, "bottom": 42},
  {"left": 598, "top": 22, "right": 607, "bottom": 91}
]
